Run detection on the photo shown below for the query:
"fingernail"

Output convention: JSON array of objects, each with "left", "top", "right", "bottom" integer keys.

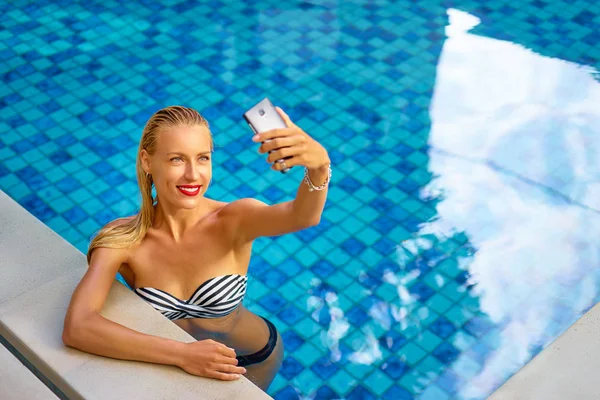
[{"left": 252, "top": 134, "right": 259, "bottom": 142}]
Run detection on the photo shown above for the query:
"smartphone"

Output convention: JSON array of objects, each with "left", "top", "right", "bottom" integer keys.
[{"left": 243, "top": 98, "right": 291, "bottom": 173}]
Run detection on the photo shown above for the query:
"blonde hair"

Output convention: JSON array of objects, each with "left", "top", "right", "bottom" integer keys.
[{"left": 86, "top": 105, "right": 212, "bottom": 264}]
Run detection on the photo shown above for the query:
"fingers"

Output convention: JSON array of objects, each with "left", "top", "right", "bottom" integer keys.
[
  {"left": 218, "top": 347, "right": 237, "bottom": 359},
  {"left": 275, "top": 106, "right": 294, "bottom": 128},
  {"left": 266, "top": 146, "right": 303, "bottom": 164},
  {"left": 210, "top": 371, "right": 243, "bottom": 381},
  {"left": 258, "top": 136, "right": 294, "bottom": 154},
  {"left": 272, "top": 156, "right": 300, "bottom": 171},
  {"left": 217, "top": 363, "right": 247, "bottom": 375},
  {"left": 252, "top": 127, "right": 294, "bottom": 143},
  {"left": 218, "top": 355, "right": 241, "bottom": 365},
  {"left": 211, "top": 359, "right": 246, "bottom": 379}
]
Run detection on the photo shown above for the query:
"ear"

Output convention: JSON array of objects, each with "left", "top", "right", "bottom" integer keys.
[{"left": 140, "top": 149, "right": 151, "bottom": 174}]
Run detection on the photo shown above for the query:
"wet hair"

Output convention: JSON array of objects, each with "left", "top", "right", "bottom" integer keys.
[{"left": 86, "top": 105, "right": 212, "bottom": 264}]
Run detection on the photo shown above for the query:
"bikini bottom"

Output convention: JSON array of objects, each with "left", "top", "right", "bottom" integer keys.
[{"left": 236, "top": 315, "right": 277, "bottom": 367}]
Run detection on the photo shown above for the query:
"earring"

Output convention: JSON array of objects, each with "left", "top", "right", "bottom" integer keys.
[{"left": 146, "top": 172, "right": 151, "bottom": 179}]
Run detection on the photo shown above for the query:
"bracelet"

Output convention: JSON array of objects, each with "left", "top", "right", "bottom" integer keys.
[{"left": 303, "top": 165, "right": 332, "bottom": 192}]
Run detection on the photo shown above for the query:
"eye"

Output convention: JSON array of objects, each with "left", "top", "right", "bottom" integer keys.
[
  {"left": 170, "top": 157, "right": 183, "bottom": 162},
  {"left": 200, "top": 156, "right": 210, "bottom": 161}
]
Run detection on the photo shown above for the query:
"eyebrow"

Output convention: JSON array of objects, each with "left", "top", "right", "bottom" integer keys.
[{"left": 167, "top": 151, "right": 212, "bottom": 156}]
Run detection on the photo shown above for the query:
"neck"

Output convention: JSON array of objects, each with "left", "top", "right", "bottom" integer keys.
[{"left": 151, "top": 198, "right": 212, "bottom": 243}]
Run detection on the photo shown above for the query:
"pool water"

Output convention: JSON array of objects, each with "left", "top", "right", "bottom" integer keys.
[{"left": 1, "top": 0, "right": 599, "bottom": 399}]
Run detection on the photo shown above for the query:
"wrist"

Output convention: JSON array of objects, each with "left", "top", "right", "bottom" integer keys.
[
  {"left": 172, "top": 341, "right": 188, "bottom": 368},
  {"left": 309, "top": 160, "right": 331, "bottom": 174},
  {"left": 304, "top": 163, "right": 331, "bottom": 191}
]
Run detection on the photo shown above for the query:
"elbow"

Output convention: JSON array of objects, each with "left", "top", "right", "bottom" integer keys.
[
  {"left": 299, "top": 216, "right": 321, "bottom": 229},
  {"left": 62, "top": 325, "right": 77, "bottom": 347},
  {"left": 62, "top": 313, "right": 92, "bottom": 347}
]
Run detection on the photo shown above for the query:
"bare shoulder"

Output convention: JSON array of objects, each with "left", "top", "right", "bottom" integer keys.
[
  {"left": 217, "top": 198, "right": 269, "bottom": 242},
  {"left": 220, "top": 198, "right": 268, "bottom": 216},
  {"left": 89, "top": 215, "right": 137, "bottom": 264}
]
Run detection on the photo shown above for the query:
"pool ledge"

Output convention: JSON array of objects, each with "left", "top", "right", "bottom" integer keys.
[
  {"left": 0, "top": 190, "right": 271, "bottom": 400},
  {"left": 489, "top": 302, "right": 600, "bottom": 398}
]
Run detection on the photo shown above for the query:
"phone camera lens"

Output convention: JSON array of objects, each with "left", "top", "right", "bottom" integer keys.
[{"left": 259, "top": 109, "right": 265, "bottom": 116}]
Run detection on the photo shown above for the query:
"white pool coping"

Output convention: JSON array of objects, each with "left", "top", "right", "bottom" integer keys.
[
  {"left": 0, "top": 190, "right": 270, "bottom": 400},
  {"left": 0, "top": 341, "right": 58, "bottom": 400},
  {"left": 490, "top": 300, "right": 600, "bottom": 399}
]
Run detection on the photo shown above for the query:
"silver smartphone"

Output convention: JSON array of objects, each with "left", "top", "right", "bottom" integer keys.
[{"left": 243, "top": 98, "right": 291, "bottom": 173}]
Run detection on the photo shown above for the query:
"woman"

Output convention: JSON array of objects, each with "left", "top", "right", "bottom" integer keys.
[{"left": 62, "top": 105, "right": 331, "bottom": 391}]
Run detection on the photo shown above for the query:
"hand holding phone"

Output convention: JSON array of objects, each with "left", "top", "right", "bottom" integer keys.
[{"left": 243, "top": 98, "right": 292, "bottom": 173}]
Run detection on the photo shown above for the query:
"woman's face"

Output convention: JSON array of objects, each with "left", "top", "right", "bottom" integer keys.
[{"left": 142, "top": 124, "right": 212, "bottom": 208}]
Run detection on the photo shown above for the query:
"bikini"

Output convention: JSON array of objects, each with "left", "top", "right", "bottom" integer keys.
[{"left": 134, "top": 273, "right": 277, "bottom": 367}]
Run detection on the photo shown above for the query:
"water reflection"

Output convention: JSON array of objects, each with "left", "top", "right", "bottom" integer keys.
[{"left": 421, "top": 8, "right": 600, "bottom": 398}]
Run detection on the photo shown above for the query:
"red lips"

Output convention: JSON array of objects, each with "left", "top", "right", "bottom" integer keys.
[{"left": 177, "top": 185, "right": 201, "bottom": 196}]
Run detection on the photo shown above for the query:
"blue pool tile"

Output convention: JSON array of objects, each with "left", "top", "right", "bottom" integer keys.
[
  {"left": 293, "top": 342, "right": 323, "bottom": 368},
  {"left": 98, "top": 189, "right": 123, "bottom": 205},
  {"left": 429, "top": 316, "right": 457, "bottom": 340},
  {"left": 281, "top": 330, "right": 305, "bottom": 353},
  {"left": 93, "top": 208, "right": 119, "bottom": 226},
  {"left": 463, "top": 315, "right": 496, "bottom": 339},
  {"left": 45, "top": 215, "right": 71, "bottom": 234},
  {"left": 379, "top": 330, "right": 408, "bottom": 352},
  {"left": 55, "top": 176, "right": 81, "bottom": 193},
  {"left": 89, "top": 160, "right": 114, "bottom": 176},
  {"left": 313, "top": 385, "right": 338, "bottom": 400},
  {"left": 346, "top": 385, "right": 376, "bottom": 400},
  {"left": 21, "top": 193, "right": 56, "bottom": 221},
  {"left": 0, "top": 164, "right": 11, "bottom": 178},
  {"left": 435, "top": 368, "right": 464, "bottom": 395},
  {"left": 279, "top": 356, "right": 304, "bottom": 380},
  {"left": 345, "top": 305, "right": 370, "bottom": 326},
  {"left": 340, "top": 237, "right": 366, "bottom": 256},
  {"left": 381, "top": 356, "right": 410, "bottom": 380},
  {"left": 313, "top": 305, "right": 332, "bottom": 326},
  {"left": 63, "top": 205, "right": 88, "bottom": 225},
  {"left": 451, "top": 353, "right": 483, "bottom": 381},
  {"left": 419, "top": 384, "right": 449, "bottom": 400},
  {"left": 259, "top": 268, "right": 288, "bottom": 288},
  {"left": 372, "top": 236, "right": 396, "bottom": 256},
  {"left": 310, "top": 355, "right": 339, "bottom": 380},
  {"left": 328, "top": 369, "right": 357, "bottom": 397},
  {"left": 273, "top": 386, "right": 300, "bottom": 400},
  {"left": 408, "top": 281, "right": 435, "bottom": 302},
  {"left": 465, "top": 340, "right": 495, "bottom": 365},
  {"left": 432, "top": 342, "right": 460, "bottom": 365},
  {"left": 382, "top": 385, "right": 414, "bottom": 400},
  {"left": 259, "top": 292, "right": 288, "bottom": 314},
  {"left": 11, "top": 139, "right": 35, "bottom": 153},
  {"left": 278, "top": 305, "right": 306, "bottom": 326},
  {"left": 311, "top": 260, "right": 336, "bottom": 278}
]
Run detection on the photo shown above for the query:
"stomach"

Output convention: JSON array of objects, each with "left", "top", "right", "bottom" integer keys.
[{"left": 172, "top": 304, "right": 272, "bottom": 356}]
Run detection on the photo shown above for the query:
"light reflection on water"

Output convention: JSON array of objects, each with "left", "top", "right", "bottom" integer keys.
[
  {"left": 429, "top": 8, "right": 600, "bottom": 398},
  {"left": 320, "top": 8, "right": 600, "bottom": 399}
]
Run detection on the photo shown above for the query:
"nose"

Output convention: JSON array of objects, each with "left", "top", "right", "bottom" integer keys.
[{"left": 184, "top": 162, "right": 201, "bottom": 182}]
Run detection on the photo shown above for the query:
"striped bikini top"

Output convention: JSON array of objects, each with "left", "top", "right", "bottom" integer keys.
[{"left": 134, "top": 274, "right": 248, "bottom": 321}]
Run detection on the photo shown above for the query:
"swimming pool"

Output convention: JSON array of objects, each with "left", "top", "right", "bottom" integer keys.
[{"left": 1, "top": 0, "right": 599, "bottom": 398}]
